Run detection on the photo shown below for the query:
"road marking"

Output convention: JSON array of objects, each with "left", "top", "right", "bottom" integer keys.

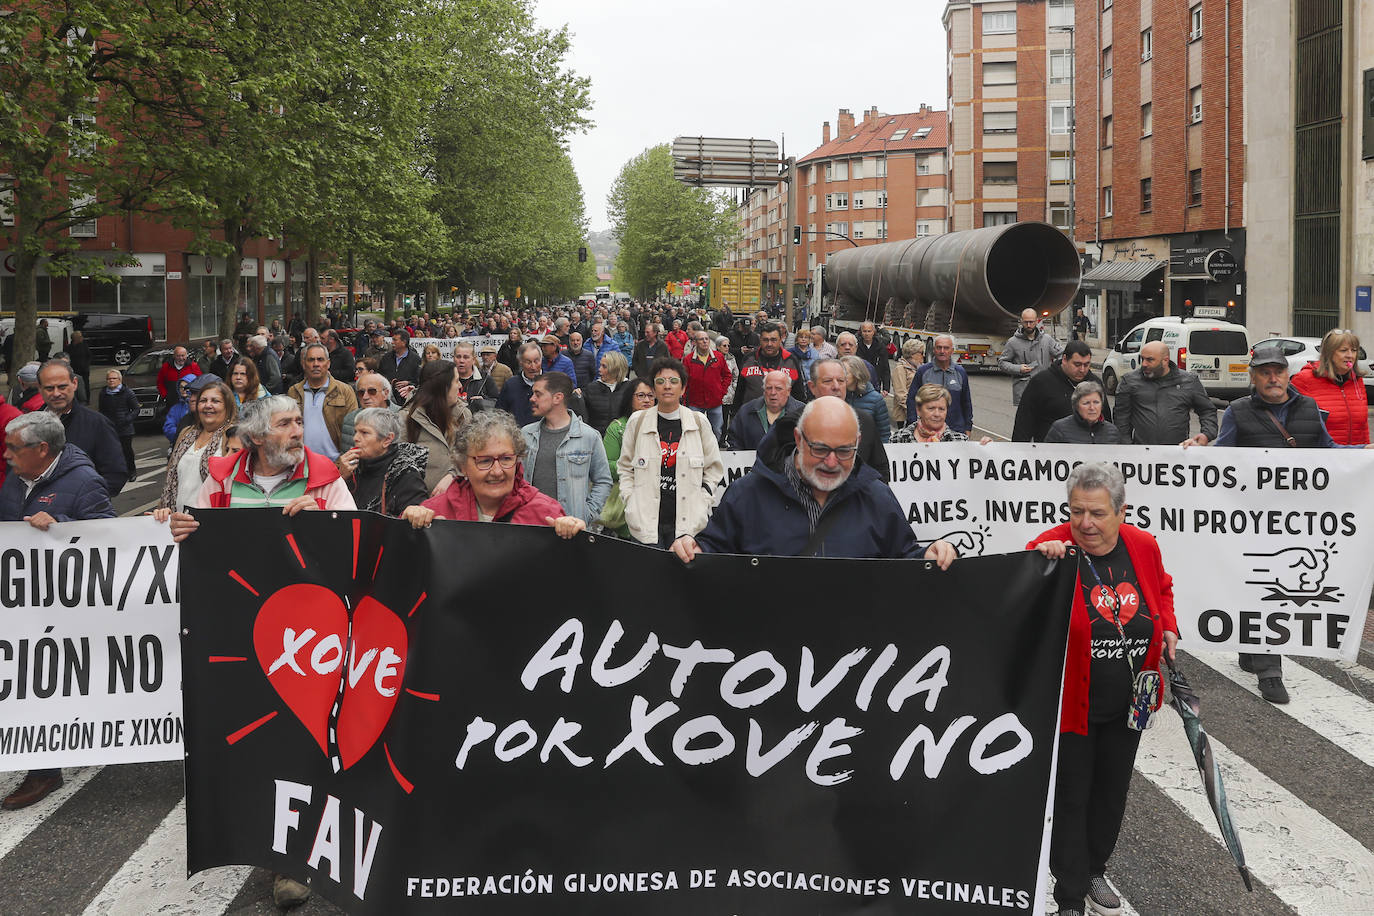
[
  {"left": 1135, "top": 712, "right": 1374, "bottom": 913},
  {"left": 1188, "top": 651, "right": 1374, "bottom": 769},
  {"left": 123, "top": 499, "right": 161, "bottom": 517},
  {"left": 117, "top": 478, "right": 161, "bottom": 492},
  {"left": 973, "top": 425, "right": 1008, "bottom": 442},
  {"left": 0, "top": 767, "right": 103, "bottom": 862},
  {"left": 80, "top": 800, "right": 252, "bottom": 916}
]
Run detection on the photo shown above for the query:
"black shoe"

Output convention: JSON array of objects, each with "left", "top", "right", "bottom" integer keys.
[
  {"left": 1238, "top": 656, "right": 1256, "bottom": 673},
  {"left": 1259, "top": 676, "right": 1289, "bottom": 704}
]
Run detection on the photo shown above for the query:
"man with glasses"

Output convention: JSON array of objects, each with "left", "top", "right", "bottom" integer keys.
[{"left": 672, "top": 396, "right": 957, "bottom": 563}]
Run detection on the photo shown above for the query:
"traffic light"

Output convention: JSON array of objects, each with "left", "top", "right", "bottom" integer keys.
[
  {"left": 792, "top": 225, "right": 802, "bottom": 246},
  {"left": 578, "top": 247, "right": 587, "bottom": 263}
]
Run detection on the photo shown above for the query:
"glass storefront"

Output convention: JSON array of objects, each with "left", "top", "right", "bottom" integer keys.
[
  {"left": 69, "top": 275, "right": 167, "bottom": 339},
  {"left": 0, "top": 275, "right": 52, "bottom": 309},
  {"left": 186, "top": 275, "right": 224, "bottom": 341},
  {"left": 265, "top": 281, "right": 284, "bottom": 329}
]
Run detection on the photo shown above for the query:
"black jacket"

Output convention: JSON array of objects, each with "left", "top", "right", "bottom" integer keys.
[
  {"left": 582, "top": 379, "right": 620, "bottom": 434},
  {"left": 98, "top": 385, "right": 140, "bottom": 438},
  {"left": 1044, "top": 412, "right": 1123, "bottom": 444},
  {"left": 1011, "top": 362, "right": 1111, "bottom": 442},
  {"left": 53, "top": 403, "right": 128, "bottom": 495},
  {"left": 458, "top": 371, "right": 498, "bottom": 411},
  {"left": 855, "top": 337, "right": 890, "bottom": 390},
  {"left": 326, "top": 345, "right": 355, "bottom": 385},
  {"left": 209, "top": 352, "right": 241, "bottom": 380},
  {"left": 736, "top": 348, "right": 807, "bottom": 406},
  {"left": 496, "top": 340, "right": 524, "bottom": 373},
  {"left": 348, "top": 442, "right": 429, "bottom": 517},
  {"left": 566, "top": 347, "right": 596, "bottom": 389},
  {"left": 755, "top": 399, "right": 889, "bottom": 482},
  {"left": 378, "top": 350, "right": 421, "bottom": 402},
  {"left": 726, "top": 395, "right": 805, "bottom": 450},
  {"left": 631, "top": 339, "right": 669, "bottom": 380}
]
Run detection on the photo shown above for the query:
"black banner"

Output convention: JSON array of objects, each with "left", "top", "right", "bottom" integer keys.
[{"left": 182, "top": 510, "right": 1075, "bottom": 914}]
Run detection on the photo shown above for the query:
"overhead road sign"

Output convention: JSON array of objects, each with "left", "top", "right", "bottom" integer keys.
[{"left": 672, "top": 136, "right": 783, "bottom": 188}]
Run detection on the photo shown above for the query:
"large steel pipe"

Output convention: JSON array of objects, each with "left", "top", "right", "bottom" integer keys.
[{"left": 826, "top": 222, "right": 1081, "bottom": 334}]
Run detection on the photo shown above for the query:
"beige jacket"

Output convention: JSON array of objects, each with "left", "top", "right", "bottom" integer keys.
[
  {"left": 404, "top": 402, "right": 471, "bottom": 492},
  {"left": 617, "top": 407, "right": 724, "bottom": 545}
]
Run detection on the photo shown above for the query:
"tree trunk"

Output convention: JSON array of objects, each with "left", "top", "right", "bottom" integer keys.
[
  {"left": 346, "top": 250, "right": 355, "bottom": 325},
  {"left": 306, "top": 249, "right": 321, "bottom": 326},
  {"left": 425, "top": 278, "right": 438, "bottom": 315},
  {"left": 218, "top": 220, "right": 247, "bottom": 342},
  {"left": 383, "top": 279, "right": 396, "bottom": 323}
]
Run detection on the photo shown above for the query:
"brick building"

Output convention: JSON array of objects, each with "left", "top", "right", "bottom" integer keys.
[
  {"left": 0, "top": 210, "right": 356, "bottom": 344},
  {"left": 1071, "top": 0, "right": 1247, "bottom": 343},
  {"left": 943, "top": 0, "right": 1077, "bottom": 235},
  {"left": 723, "top": 105, "right": 948, "bottom": 306}
]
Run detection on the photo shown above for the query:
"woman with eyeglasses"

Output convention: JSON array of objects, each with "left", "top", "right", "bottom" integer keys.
[
  {"left": 617, "top": 357, "right": 724, "bottom": 549},
  {"left": 1291, "top": 329, "right": 1369, "bottom": 445},
  {"left": 402, "top": 409, "right": 584, "bottom": 537}
]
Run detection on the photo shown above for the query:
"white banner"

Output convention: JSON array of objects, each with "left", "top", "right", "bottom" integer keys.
[
  {"left": 717, "top": 443, "right": 1374, "bottom": 662},
  {"left": 0, "top": 517, "right": 182, "bottom": 769},
  {"left": 408, "top": 335, "right": 505, "bottom": 361}
]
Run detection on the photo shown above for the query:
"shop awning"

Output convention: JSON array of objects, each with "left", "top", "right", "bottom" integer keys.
[{"left": 1080, "top": 259, "right": 1166, "bottom": 292}]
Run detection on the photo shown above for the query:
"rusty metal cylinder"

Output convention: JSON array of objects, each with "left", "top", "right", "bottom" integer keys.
[{"left": 825, "top": 222, "right": 1082, "bottom": 334}]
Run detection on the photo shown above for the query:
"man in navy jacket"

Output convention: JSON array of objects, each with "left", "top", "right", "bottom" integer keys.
[
  {"left": 39, "top": 360, "right": 127, "bottom": 496},
  {"left": 672, "top": 398, "right": 957, "bottom": 564}
]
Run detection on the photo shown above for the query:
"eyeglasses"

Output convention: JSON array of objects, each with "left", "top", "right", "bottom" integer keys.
[
  {"left": 358, "top": 387, "right": 385, "bottom": 396},
  {"left": 653, "top": 377, "right": 683, "bottom": 387},
  {"left": 799, "top": 432, "right": 859, "bottom": 461},
  {"left": 1323, "top": 329, "right": 1355, "bottom": 340},
  {"left": 470, "top": 454, "right": 517, "bottom": 471}
]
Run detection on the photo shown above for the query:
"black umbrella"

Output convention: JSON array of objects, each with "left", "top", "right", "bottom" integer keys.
[{"left": 1164, "top": 655, "right": 1253, "bottom": 892}]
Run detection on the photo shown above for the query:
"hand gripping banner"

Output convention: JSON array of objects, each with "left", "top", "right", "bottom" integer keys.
[{"left": 182, "top": 509, "right": 1075, "bottom": 914}]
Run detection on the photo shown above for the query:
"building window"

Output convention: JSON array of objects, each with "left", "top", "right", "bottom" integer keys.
[
  {"left": 1103, "top": 0, "right": 1112, "bottom": 8},
  {"left": 1189, "top": 169, "right": 1203, "bottom": 206},
  {"left": 1050, "top": 49, "right": 1074, "bottom": 85},
  {"left": 1189, "top": 4, "right": 1203, "bottom": 40},
  {"left": 983, "top": 110, "right": 1017, "bottom": 134},
  {"left": 825, "top": 192, "right": 848, "bottom": 210},
  {"left": 872, "top": 156, "right": 887, "bottom": 177},
  {"left": 832, "top": 161, "right": 848, "bottom": 181},
  {"left": 69, "top": 194, "right": 97, "bottom": 237},
  {"left": 1141, "top": 28, "right": 1153, "bottom": 61},
  {"left": 852, "top": 192, "right": 867, "bottom": 209},
  {"left": 1048, "top": 0, "right": 1074, "bottom": 29},
  {"left": 1141, "top": 102, "right": 1152, "bottom": 136},
  {"left": 1102, "top": 46, "right": 1112, "bottom": 78},
  {"left": 68, "top": 113, "right": 97, "bottom": 159},
  {"left": 1140, "top": 178, "right": 1153, "bottom": 212},
  {"left": 983, "top": 161, "right": 1018, "bottom": 185},
  {"left": 1050, "top": 152, "right": 1074, "bottom": 184},
  {"left": 1190, "top": 87, "right": 1203, "bottom": 123},
  {"left": 851, "top": 159, "right": 864, "bottom": 179},
  {"left": 917, "top": 161, "right": 930, "bottom": 175},
  {"left": 917, "top": 222, "right": 932, "bottom": 237},
  {"left": 913, "top": 126, "right": 932, "bottom": 139},
  {"left": 983, "top": 61, "right": 1016, "bottom": 85},
  {"left": 983, "top": 10, "right": 1016, "bottom": 34},
  {"left": 877, "top": 190, "right": 888, "bottom": 208},
  {"left": 1051, "top": 102, "right": 1074, "bottom": 134},
  {"left": 808, "top": 195, "right": 816, "bottom": 213},
  {"left": 834, "top": 221, "right": 848, "bottom": 238},
  {"left": 1050, "top": 206, "right": 1072, "bottom": 230},
  {"left": 983, "top": 211, "right": 1017, "bottom": 227},
  {"left": 1102, "top": 115, "right": 1113, "bottom": 147},
  {"left": 1103, "top": 186, "right": 1113, "bottom": 216},
  {"left": 824, "top": 163, "right": 833, "bottom": 180},
  {"left": 890, "top": 128, "right": 908, "bottom": 141},
  {"left": 0, "top": 175, "right": 13, "bottom": 227}
]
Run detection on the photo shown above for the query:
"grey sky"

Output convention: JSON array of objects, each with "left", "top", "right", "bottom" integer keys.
[{"left": 532, "top": 0, "right": 949, "bottom": 231}]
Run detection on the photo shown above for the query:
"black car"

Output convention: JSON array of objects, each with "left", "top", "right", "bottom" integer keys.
[
  {"left": 74, "top": 312, "right": 155, "bottom": 366},
  {"left": 120, "top": 345, "right": 175, "bottom": 430}
]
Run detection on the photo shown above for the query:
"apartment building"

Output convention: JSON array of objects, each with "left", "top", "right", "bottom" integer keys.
[
  {"left": 723, "top": 106, "right": 948, "bottom": 305},
  {"left": 943, "top": 0, "right": 1077, "bottom": 235},
  {"left": 1070, "top": 0, "right": 1247, "bottom": 343},
  {"left": 1247, "top": 0, "right": 1373, "bottom": 341}
]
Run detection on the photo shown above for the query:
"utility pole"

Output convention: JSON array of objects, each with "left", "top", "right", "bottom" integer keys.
[{"left": 782, "top": 155, "right": 796, "bottom": 331}]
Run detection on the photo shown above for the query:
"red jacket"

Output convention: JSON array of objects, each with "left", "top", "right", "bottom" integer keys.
[
  {"left": 665, "top": 329, "right": 689, "bottom": 360},
  {"left": 0, "top": 401, "right": 21, "bottom": 487},
  {"left": 1291, "top": 362, "right": 1369, "bottom": 445},
  {"left": 684, "top": 349, "right": 733, "bottom": 409},
  {"left": 421, "top": 465, "right": 565, "bottom": 525},
  {"left": 1026, "top": 523, "right": 1178, "bottom": 735},
  {"left": 156, "top": 360, "right": 199, "bottom": 398}
]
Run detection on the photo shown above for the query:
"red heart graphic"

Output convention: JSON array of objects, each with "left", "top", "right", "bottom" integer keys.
[
  {"left": 1090, "top": 582, "right": 1141, "bottom": 626},
  {"left": 252, "top": 584, "right": 407, "bottom": 769}
]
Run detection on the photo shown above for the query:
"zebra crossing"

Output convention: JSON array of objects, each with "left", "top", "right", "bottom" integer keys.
[
  {"left": 3, "top": 647, "right": 1372, "bottom": 914},
  {"left": 5, "top": 438, "right": 1370, "bottom": 913}
]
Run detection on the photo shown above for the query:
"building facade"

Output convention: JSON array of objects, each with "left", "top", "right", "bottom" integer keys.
[
  {"left": 943, "top": 0, "right": 1078, "bottom": 235},
  {"left": 1247, "top": 0, "right": 1374, "bottom": 342},
  {"left": 723, "top": 106, "right": 948, "bottom": 306},
  {"left": 1070, "top": 0, "right": 1247, "bottom": 344},
  {"left": 0, "top": 210, "right": 351, "bottom": 343}
]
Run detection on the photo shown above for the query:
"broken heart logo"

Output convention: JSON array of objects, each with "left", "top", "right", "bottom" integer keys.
[
  {"left": 252, "top": 583, "right": 408, "bottom": 771},
  {"left": 1090, "top": 582, "right": 1140, "bottom": 626}
]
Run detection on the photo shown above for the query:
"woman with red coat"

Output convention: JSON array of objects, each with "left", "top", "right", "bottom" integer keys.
[
  {"left": 1291, "top": 329, "right": 1369, "bottom": 445},
  {"left": 664, "top": 319, "right": 690, "bottom": 360},
  {"left": 1028, "top": 462, "right": 1179, "bottom": 916},
  {"left": 402, "top": 409, "right": 585, "bottom": 537}
]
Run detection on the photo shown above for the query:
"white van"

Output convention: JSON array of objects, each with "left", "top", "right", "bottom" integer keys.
[{"left": 1101, "top": 316, "right": 1252, "bottom": 399}]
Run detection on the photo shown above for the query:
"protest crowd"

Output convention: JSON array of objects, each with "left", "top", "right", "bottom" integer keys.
[{"left": 2, "top": 294, "right": 1370, "bottom": 916}]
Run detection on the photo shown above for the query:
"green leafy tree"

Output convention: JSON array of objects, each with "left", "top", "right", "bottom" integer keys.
[{"left": 608, "top": 145, "right": 736, "bottom": 300}]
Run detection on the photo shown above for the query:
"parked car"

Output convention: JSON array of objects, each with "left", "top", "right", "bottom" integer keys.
[
  {"left": 1101, "top": 316, "right": 1252, "bottom": 399},
  {"left": 73, "top": 312, "right": 155, "bottom": 366},
  {"left": 1251, "top": 336, "right": 1374, "bottom": 394},
  {"left": 120, "top": 345, "right": 175, "bottom": 430}
]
